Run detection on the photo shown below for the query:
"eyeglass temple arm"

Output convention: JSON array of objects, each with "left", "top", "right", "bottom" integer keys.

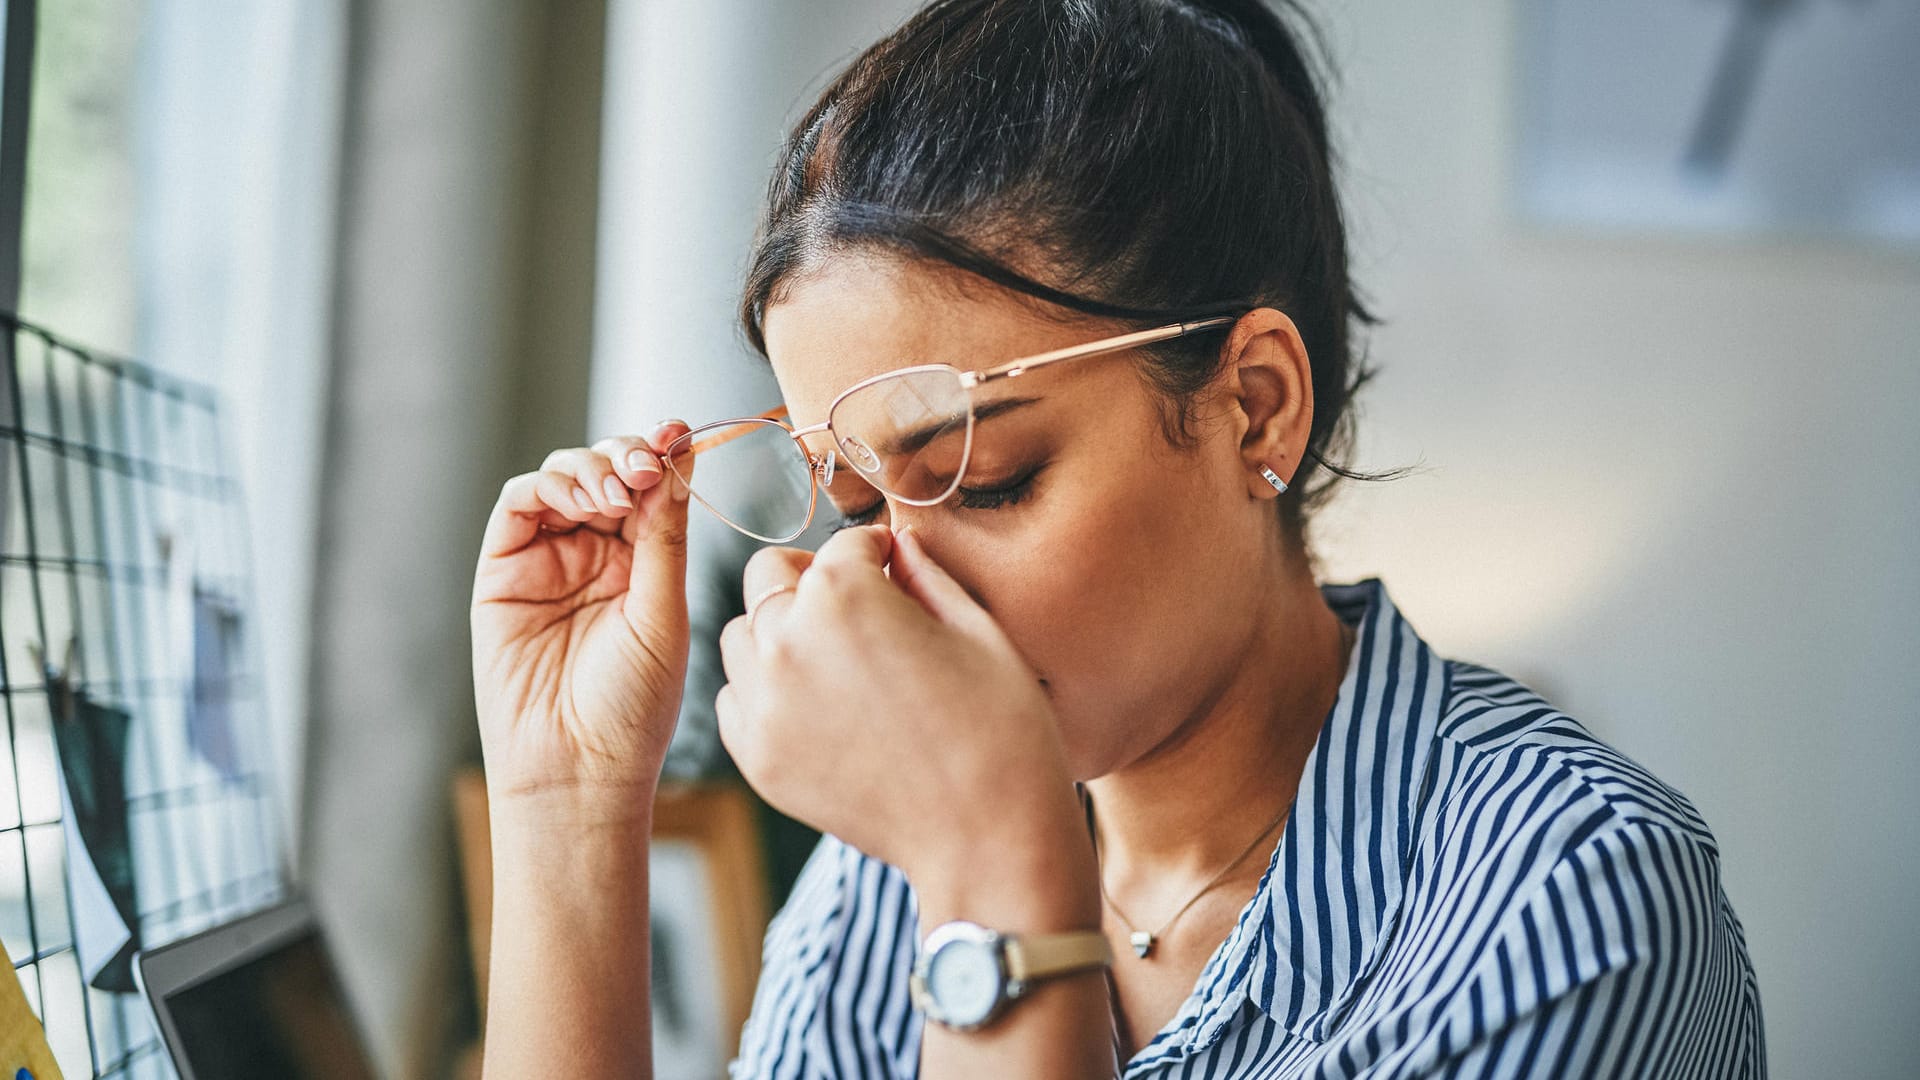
[
  {"left": 965, "top": 315, "right": 1237, "bottom": 385},
  {"left": 696, "top": 315, "right": 1234, "bottom": 453},
  {"left": 680, "top": 404, "right": 795, "bottom": 456}
]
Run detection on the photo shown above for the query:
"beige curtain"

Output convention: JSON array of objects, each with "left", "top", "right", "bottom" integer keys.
[{"left": 304, "top": 2, "right": 603, "bottom": 1075}]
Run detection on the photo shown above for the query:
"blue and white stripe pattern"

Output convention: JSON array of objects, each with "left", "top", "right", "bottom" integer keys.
[{"left": 728, "top": 577, "right": 1765, "bottom": 1077}]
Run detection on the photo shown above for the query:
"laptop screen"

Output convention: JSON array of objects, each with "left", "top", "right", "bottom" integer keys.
[{"left": 162, "top": 928, "right": 378, "bottom": 1080}]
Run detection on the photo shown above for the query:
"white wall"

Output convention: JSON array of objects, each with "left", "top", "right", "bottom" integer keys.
[
  {"left": 595, "top": 1, "right": 1920, "bottom": 1075},
  {"left": 592, "top": 0, "right": 919, "bottom": 441},
  {"left": 1311, "top": 4, "right": 1920, "bottom": 1077}
]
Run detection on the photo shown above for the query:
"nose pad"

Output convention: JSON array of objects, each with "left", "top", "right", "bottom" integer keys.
[{"left": 841, "top": 435, "right": 882, "bottom": 474}]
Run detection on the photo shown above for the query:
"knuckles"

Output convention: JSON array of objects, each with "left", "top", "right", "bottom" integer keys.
[
  {"left": 718, "top": 613, "right": 752, "bottom": 656},
  {"left": 805, "top": 558, "right": 867, "bottom": 597},
  {"left": 540, "top": 446, "right": 586, "bottom": 472},
  {"left": 714, "top": 681, "right": 787, "bottom": 794},
  {"left": 743, "top": 545, "right": 810, "bottom": 583},
  {"left": 759, "top": 626, "right": 806, "bottom": 670}
]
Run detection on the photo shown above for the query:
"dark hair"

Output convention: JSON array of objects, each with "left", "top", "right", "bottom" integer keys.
[{"left": 740, "top": 0, "right": 1407, "bottom": 544}]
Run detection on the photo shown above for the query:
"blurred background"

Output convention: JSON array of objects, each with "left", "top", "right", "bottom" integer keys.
[{"left": 0, "top": 0, "right": 1913, "bottom": 1076}]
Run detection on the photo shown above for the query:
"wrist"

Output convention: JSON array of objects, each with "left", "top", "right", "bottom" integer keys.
[
  {"left": 486, "top": 773, "right": 659, "bottom": 836},
  {"left": 489, "top": 800, "right": 652, "bottom": 942},
  {"left": 487, "top": 781, "right": 657, "bottom": 904},
  {"left": 910, "top": 787, "right": 1099, "bottom": 934}
]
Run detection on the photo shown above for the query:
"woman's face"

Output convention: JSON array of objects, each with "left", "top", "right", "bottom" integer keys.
[{"left": 761, "top": 252, "right": 1302, "bottom": 781}]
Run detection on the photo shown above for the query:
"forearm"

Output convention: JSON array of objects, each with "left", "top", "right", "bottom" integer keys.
[
  {"left": 482, "top": 792, "right": 655, "bottom": 1080},
  {"left": 915, "top": 789, "right": 1118, "bottom": 1080}
]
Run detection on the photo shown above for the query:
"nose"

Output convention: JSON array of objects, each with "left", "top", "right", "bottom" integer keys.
[
  {"left": 883, "top": 498, "right": 929, "bottom": 535},
  {"left": 878, "top": 512, "right": 994, "bottom": 610}
]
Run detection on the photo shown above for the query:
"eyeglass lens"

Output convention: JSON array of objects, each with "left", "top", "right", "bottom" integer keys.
[{"left": 668, "top": 366, "right": 975, "bottom": 542}]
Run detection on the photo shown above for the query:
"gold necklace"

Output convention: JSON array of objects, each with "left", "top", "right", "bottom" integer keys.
[
  {"left": 1092, "top": 617, "right": 1354, "bottom": 959},
  {"left": 1092, "top": 797, "right": 1290, "bottom": 959}
]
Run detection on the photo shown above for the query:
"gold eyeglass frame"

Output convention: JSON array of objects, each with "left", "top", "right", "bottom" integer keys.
[{"left": 663, "top": 314, "right": 1239, "bottom": 543}]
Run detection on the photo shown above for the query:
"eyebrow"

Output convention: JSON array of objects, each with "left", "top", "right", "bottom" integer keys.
[{"left": 876, "top": 395, "right": 1040, "bottom": 456}]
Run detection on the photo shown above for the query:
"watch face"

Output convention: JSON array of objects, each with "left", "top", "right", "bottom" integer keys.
[{"left": 926, "top": 939, "right": 1003, "bottom": 1026}]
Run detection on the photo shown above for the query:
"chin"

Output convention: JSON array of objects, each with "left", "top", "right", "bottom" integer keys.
[
  {"left": 1040, "top": 677, "right": 1127, "bottom": 782},
  {"left": 1055, "top": 720, "right": 1119, "bottom": 785}
]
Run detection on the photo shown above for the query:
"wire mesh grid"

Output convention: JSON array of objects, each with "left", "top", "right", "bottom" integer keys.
[{"left": 0, "top": 312, "right": 288, "bottom": 1078}]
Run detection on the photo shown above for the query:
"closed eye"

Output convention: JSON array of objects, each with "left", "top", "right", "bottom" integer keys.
[{"left": 829, "top": 466, "right": 1044, "bottom": 533}]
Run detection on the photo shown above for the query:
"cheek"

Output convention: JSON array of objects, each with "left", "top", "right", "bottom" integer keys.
[
  {"left": 995, "top": 448, "right": 1250, "bottom": 770},
  {"left": 949, "top": 461, "right": 1199, "bottom": 683},
  {"left": 950, "top": 528, "right": 1098, "bottom": 660}
]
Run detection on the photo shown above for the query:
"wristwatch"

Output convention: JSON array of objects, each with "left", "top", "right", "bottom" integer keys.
[{"left": 908, "top": 920, "right": 1113, "bottom": 1032}]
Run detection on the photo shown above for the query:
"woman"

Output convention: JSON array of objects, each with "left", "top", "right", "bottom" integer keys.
[{"left": 469, "top": 0, "right": 1764, "bottom": 1076}]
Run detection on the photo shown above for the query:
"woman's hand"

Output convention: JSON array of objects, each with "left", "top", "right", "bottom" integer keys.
[
  {"left": 715, "top": 523, "right": 1086, "bottom": 898},
  {"left": 470, "top": 421, "right": 696, "bottom": 822}
]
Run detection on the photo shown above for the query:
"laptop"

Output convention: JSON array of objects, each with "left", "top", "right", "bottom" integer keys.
[{"left": 134, "top": 896, "right": 380, "bottom": 1080}]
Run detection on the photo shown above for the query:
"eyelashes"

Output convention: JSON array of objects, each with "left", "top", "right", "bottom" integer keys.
[{"left": 829, "top": 465, "right": 1045, "bottom": 533}]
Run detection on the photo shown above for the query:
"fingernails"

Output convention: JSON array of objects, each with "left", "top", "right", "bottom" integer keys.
[
  {"left": 572, "top": 485, "right": 597, "bottom": 512},
  {"left": 602, "top": 475, "right": 632, "bottom": 509},
  {"left": 626, "top": 449, "right": 661, "bottom": 475}
]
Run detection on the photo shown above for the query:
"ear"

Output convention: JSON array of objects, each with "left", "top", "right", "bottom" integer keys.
[{"left": 1218, "top": 307, "right": 1314, "bottom": 500}]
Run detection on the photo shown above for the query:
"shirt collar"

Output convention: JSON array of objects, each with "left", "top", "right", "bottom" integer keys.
[{"left": 1134, "top": 576, "right": 1450, "bottom": 1064}]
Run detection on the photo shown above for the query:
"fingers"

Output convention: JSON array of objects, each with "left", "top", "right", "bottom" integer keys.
[
  {"left": 646, "top": 418, "right": 696, "bottom": 501},
  {"left": 481, "top": 474, "right": 544, "bottom": 557},
  {"left": 480, "top": 469, "right": 608, "bottom": 556},
  {"left": 808, "top": 522, "right": 895, "bottom": 583},
  {"left": 541, "top": 446, "right": 637, "bottom": 518},
  {"left": 887, "top": 525, "right": 996, "bottom": 635},
  {"left": 714, "top": 680, "right": 742, "bottom": 753},
  {"left": 480, "top": 423, "right": 691, "bottom": 558},
  {"left": 589, "top": 434, "right": 666, "bottom": 496},
  {"left": 718, "top": 614, "right": 755, "bottom": 688},
  {"left": 714, "top": 679, "right": 761, "bottom": 785},
  {"left": 621, "top": 421, "right": 696, "bottom": 632},
  {"left": 739, "top": 546, "right": 811, "bottom": 633},
  {"left": 737, "top": 526, "right": 920, "bottom": 644},
  {"left": 715, "top": 615, "right": 761, "bottom": 768}
]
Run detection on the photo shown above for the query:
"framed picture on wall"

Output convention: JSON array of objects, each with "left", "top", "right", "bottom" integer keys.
[{"left": 1515, "top": 0, "right": 1920, "bottom": 246}]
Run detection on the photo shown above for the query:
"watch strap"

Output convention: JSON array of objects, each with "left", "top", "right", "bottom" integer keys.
[{"left": 1003, "top": 928, "right": 1112, "bottom": 987}]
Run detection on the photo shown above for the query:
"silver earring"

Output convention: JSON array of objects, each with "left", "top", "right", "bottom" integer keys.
[{"left": 1259, "top": 464, "right": 1288, "bottom": 494}]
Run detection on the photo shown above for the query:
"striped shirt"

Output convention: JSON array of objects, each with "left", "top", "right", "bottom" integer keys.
[{"left": 729, "top": 577, "right": 1766, "bottom": 1078}]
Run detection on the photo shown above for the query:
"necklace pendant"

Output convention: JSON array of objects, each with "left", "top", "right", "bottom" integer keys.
[{"left": 1130, "top": 931, "right": 1154, "bottom": 958}]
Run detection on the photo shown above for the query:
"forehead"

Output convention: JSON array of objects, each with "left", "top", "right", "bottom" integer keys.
[{"left": 759, "top": 252, "right": 1105, "bottom": 435}]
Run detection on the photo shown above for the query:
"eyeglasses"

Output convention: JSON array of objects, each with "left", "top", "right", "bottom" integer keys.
[{"left": 662, "top": 314, "right": 1238, "bottom": 543}]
